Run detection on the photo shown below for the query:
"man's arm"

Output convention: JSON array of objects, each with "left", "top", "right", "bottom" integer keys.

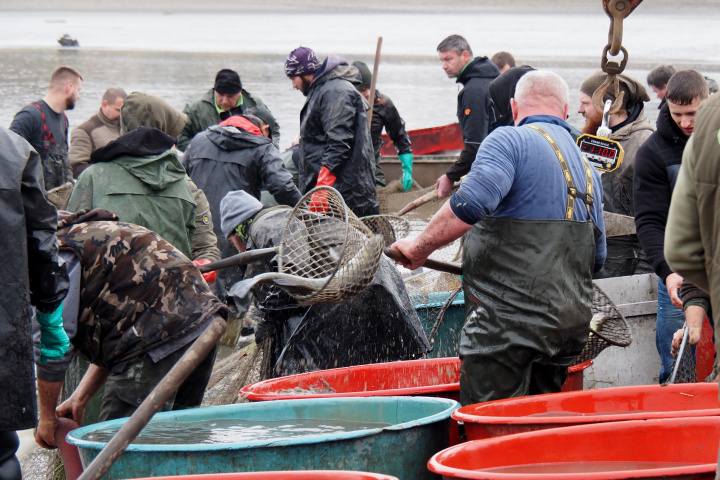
[
  {"left": 56, "top": 364, "right": 110, "bottom": 425},
  {"left": 317, "top": 88, "right": 358, "bottom": 177},
  {"left": 22, "top": 143, "right": 69, "bottom": 312},
  {"left": 665, "top": 140, "right": 708, "bottom": 293},
  {"left": 382, "top": 99, "right": 412, "bottom": 155},
  {"left": 9, "top": 108, "right": 39, "bottom": 147},
  {"left": 69, "top": 127, "right": 92, "bottom": 178},
  {"left": 187, "top": 179, "right": 221, "bottom": 263},
  {"left": 392, "top": 201, "right": 472, "bottom": 270},
  {"left": 36, "top": 378, "right": 64, "bottom": 448},
  {"left": 260, "top": 148, "right": 302, "bottom": 207},
  {"left": 634, "top": 142, "right": 674, "bottom": 280},
  {"left": 177, "top": 103, "right": 198, "bottom": 152}
]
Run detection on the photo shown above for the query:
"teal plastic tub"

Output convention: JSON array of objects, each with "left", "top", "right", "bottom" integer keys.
[{"left": 67, "top": 396, "right": 459, "bottom": 480}]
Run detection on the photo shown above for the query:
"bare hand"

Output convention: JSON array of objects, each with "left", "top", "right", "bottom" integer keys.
[
  {"left": 665, "top": 273, "right": 684, "bottom": 309},
  {"left": 35, "top": 417, "right": 58, "bottom": 449},
  {"left": 57, "top": 396, "right": 85, "bottom": 425},
  {"left": 435, "top": 174, "right": 454, "bottom": 199},
  {"left": 390, "top": 238, "right": 426, "bottom": 271}
]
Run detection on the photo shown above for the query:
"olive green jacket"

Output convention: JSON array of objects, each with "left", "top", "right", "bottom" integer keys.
[{"left": 178, "top": 88, "right": 279, "bottom": 151}]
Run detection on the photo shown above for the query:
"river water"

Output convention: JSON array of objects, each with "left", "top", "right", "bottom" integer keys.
[{"left": 1, "top": 2, "right": 719, "bottom": 151}]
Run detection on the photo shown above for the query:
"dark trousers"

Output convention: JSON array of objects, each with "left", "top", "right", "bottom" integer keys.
[{"left": 0, "top": 431, "right": 21, "bottom": 480}]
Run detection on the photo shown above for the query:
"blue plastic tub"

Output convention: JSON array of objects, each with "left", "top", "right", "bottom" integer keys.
[{"left": 67, "top": 396, "right": 459, "bottom": 480}]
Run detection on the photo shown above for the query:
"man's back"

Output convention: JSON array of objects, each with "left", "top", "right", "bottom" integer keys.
[{"left": 67, "top": 128, "right": 197, "bottom": 258}]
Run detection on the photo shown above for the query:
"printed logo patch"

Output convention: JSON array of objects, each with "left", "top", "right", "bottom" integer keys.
[
  {"left": 465, "top": 108, "right": 471, "bottom": 116},
  {"left": 202, "top": 214, "right": 210, "bottom": 225}
]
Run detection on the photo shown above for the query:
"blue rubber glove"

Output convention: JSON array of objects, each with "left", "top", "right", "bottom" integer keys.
[
  {"left": 399, "top": 152, "right": 413, "bottom": 191},
  {"left": 36, "top": 303, "right": 70, "bottom": 364}
]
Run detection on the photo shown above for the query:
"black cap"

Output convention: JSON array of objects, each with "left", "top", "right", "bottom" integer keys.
[
  {"left": 214, "top": 69, "right": 242, "bottom": 95},
  {"left": 351, "top": 61, "right": 372, "bottom": 90},
  {"left": 245, "top": 106, "right": 276, "bottom": 139}
]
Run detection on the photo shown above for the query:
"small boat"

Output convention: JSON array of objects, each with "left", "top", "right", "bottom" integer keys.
[{"left": 58, "top": 34, "right": 79, "bottom": 47}]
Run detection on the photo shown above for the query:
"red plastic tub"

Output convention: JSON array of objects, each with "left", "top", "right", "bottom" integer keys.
[
  {"left": 454, "top": 382, "right": 720, "bottom": 440},
  {"left": 133, "top": 473, "right": 398, "bottom": 480},
  {"left": 240, "top": 357, "right": 591, "bottom": 402},
  {"left": 428, "top": 416, "right": 719, "bottom": 479}
]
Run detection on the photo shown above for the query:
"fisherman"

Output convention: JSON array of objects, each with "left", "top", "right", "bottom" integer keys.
[
  {"left": 178, "top": 68, "right": 280, "bottom": 151},
  {"left": 491, "top": 51, "right": 516, "bottom": 74},
  {"left": 350, "top": 60, "right": 413, "bottom": 190},
  {"left": 635, "top": 70, "right": 710, "bottom": 384},
  {"left": 392, "top": 71, "right": 606, "bottom": 406},
  {"left": 285, "top": 47, "right": 380, "bottom": 218},
  {"left": 0, "top": 126, "right": 69, "bottom": 479},
  {"left": 578, "top": 71, "right": 654, "bottom": 278},
  {"left": 434, "top": 34, "right": 500, "bottom": 198},
  {"left": 69, "top": 87, "right": 127, "bottom": 177},
  {"left": 665, "top": 92, "right": 720, "bottom": 382},
  {"left": 182, "top": 110, "right": 301, "bottom": 302},
  {"left": 33, "top": 208, "right": 227, "bottom": 449},
  {"left": 9, "top": 66, "right": 83, "bottom": 190},
  {"left": 220, "top": 190, "right": 430, "bottom": 378},
  {"left": 68, "top": 91, "right": 221, "bottom": 268},
  {"left": 487, "top": 65, "right": 535, "bottom": 131},
  {"left": 647, "top": 64, "right": 677, "bottom": 109}
]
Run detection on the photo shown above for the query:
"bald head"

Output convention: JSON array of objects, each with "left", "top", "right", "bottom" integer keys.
[{"left": 511, "top": 70, "right": 570, "bottom": 124}]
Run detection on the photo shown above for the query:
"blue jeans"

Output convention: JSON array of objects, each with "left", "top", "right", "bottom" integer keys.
[{"left": 656, "top": 277, "right": 689, "bottom": 384}]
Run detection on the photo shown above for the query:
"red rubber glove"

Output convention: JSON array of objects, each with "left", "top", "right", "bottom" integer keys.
[
  {"left": 310, "top": 167, "right": 337, "bottom": 213},
  {"left": 192, "top": 259, "right": 216, "bottom": 284}
]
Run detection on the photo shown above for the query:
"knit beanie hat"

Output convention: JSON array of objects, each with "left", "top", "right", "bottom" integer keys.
[
  {"left": 580, "top": 70, "right": 650, "bottom": 110},
  {"left": 220, "top": 190, "right": 263, "bottom": 239},
  {"left": 351, "top": 61, "right": 372, "bottom": 90},
  {"left": 214, "top": 69, "right": 242, "bottom": 95},
  {"left": 285, "top": 47, "right": 322, "bottom": 77}
]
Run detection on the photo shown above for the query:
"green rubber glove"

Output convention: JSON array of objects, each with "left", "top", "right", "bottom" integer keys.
[
  {"left": 36, "top": 302, "right": 70, "bottom": 364},
  {"left": 399, "top": 152, "right": 413, "bottom": 191}
]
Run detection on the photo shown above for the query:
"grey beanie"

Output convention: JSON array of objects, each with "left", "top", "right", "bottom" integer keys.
[{"left": 220, "top": 190, "right": 263, "bottom": 239}]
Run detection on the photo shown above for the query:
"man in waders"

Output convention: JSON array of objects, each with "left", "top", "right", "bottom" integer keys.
[
  {"left": 10, "top": 66, "right": 83, "bottom": 191},
  {"left": 392, "top": 70, "right": 606, "bottom": 406}
]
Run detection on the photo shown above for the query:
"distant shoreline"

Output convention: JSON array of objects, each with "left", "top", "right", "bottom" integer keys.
[{"left": 1, "top": 0, "right": 717, "bottom": 13}]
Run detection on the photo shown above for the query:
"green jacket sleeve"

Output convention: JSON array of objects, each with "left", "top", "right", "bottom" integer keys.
[{"left": 665, "top": 137, "right": 709, "bottom": 293}]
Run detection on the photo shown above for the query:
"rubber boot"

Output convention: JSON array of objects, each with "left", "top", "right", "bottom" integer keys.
[{"left": 0, "top": 431, "right": 21, "bottom": 480}]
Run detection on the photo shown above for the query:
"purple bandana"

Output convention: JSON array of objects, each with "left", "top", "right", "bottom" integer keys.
[{"left": 285, "top": 47, "right": 322, "bottom": 77}]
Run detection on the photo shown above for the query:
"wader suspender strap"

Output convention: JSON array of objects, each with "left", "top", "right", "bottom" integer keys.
[
  {"left": 32, "top": 102, "right": 68, "bottom": 154},
  {"left": 525, "top": 125, "right": 594, "bottom": 220}
]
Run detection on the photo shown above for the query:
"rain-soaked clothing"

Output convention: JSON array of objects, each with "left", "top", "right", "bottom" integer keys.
[
  {"left": 67, "top": 127, "right": 197, "bottom": 258},
  {"left": 10, "top": 100, "right": 73, "bottom": 190},
  {"left": 234, "top": 206, "right": 430, "bottom": 378},
  {"left": 595, "top": 102, "right": 654, "bottom": 278},
  {"left": 445, "top": 56, "right": 500, "bottom": 183},
  {"left": 183, "top": 121, "right": 301, "bottom": 297},
  {"left": 450, "top": 115, "right": 604, "bottom": 405},
  {"left": 298, "top": 55, "right": 379, "bottom": 217},
  {"left": 369, "top": 90, "right": 412, "bottom": 185},
  {"left": 34, "top": 209, "right": 227, "bottom": 421},
  {"left": 0, "top": 127, "right": 69, "bottom": 433}
]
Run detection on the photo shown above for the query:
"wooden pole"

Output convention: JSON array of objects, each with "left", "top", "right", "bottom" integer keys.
[
  {"left": 77, "top": 316, "right": 227, "bottom": 480},
  {"left": 367, "top": 36, "right": 383, "bottom": 127}
]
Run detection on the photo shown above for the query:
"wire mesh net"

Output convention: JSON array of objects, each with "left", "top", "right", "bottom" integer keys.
[
  {"left": 360, "top": 214, "right": 410, "bottom": 246},
  {"left": 571, "top": 283, "right": 633, "bottom": 365},
  {"left": 277, "top": 186, "right": 385, "bottom": 306},
  {"left": 664, "top": 327, "right": 698, "bottom": 385},
  {"left": 47, "top": 181, "right": 74, "bottom": 210}
]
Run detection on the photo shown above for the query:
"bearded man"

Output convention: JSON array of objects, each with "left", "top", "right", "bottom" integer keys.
[{"left": 577, "top": 71, "right": 654, "bottom": 277}]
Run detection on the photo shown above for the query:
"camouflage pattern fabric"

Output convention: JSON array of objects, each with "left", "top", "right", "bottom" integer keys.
[{"left": 56, "top": 208, "right": 227, "bottom": 370}]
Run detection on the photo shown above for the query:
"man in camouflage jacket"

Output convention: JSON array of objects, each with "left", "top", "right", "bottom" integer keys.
[{"left": 33, "top": 208, "right": 228, "bottom": 449}]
